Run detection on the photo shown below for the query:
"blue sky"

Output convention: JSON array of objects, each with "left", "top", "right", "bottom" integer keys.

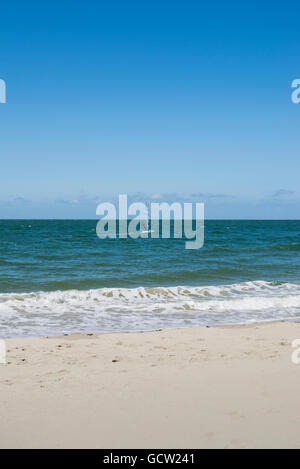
[{"left": 0, "top": 1, "right": 299, "bottom": 218}]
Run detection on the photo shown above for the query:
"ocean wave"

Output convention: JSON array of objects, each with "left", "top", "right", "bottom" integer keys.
[{"left": 1, "top": 280, "right": 300, "bottom": 338}]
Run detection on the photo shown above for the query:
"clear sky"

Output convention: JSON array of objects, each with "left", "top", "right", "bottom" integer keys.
[{"left": 0, "top": 1, "right": 299, "bottom": 218}]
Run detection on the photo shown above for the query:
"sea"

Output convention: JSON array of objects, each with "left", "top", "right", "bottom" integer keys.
[{"left": 0, "top": 219, "right": 299, "bottom": 338}]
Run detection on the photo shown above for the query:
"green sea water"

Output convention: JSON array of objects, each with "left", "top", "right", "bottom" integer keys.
[{"left": 0, "top": 220, "right": 299, "bottom": 337}]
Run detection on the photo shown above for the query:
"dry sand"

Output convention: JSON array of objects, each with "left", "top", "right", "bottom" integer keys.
[{"left": 1, "top": 321, "right": 300, "bottom": 449}]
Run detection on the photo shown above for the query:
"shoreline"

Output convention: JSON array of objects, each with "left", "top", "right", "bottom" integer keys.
[
  {"left": 1, "top": 321, "right": 300, "bottom": 448},
  {"left": 2, "top": 279, "right": 299, "bottom": 339},
  {"left": 1, "top": 317, "right": 296, "bottom": 341}
]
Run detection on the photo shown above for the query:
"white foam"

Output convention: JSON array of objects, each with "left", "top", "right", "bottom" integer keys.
[{"left": 1, "top": 281, "right": 300, "bottom": 338}]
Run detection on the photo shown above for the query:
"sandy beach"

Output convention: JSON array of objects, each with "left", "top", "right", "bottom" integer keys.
[{"left": 1, "top": 321, "right": 300, "bottom": 449}]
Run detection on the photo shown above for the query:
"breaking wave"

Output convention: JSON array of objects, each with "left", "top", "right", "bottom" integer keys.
[{"left": 1, "top": 280, "right": 300, "bottom": 338}]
